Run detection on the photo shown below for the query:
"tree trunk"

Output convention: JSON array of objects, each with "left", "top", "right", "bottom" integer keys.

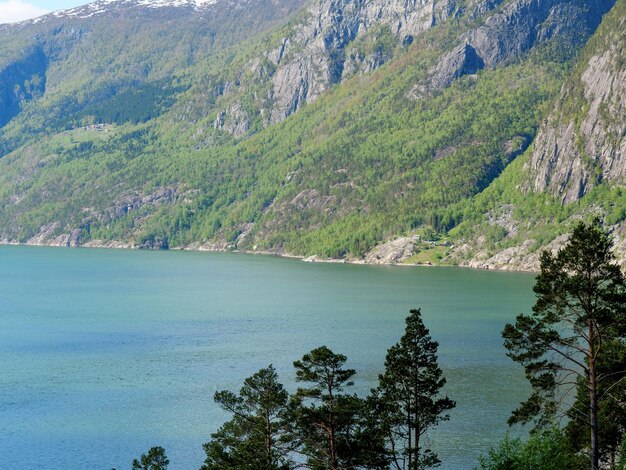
[
  {"left": 329, "top": 428, "right": 337, "bottom": 470},
  {"left": 407, "top": 400, "right": 412, "bottom": 470},
  {"left": 413, "top": 350, "right": 420, "bottom": 470},
  {"left": 265, "top": 409, "right": 272, "bottom": 470},
  {"left": 589, "top": 322, "right": 599, "bottom": 470},
  {"left": 388, "top": 428, "right": 402, "bottom": 470},
  {"left": 328, "top": 379, "right": 338, "bottom": 470},
  {"left": 610, "top": 450, "right": 615, "bottom": 470}
]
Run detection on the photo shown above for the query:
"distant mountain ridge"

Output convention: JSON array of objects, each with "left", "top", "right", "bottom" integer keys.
[
  {"left": 5, "top": 0, "right": 230, "bottom": 26},
  {"left": 0, "top": 0, "right": 623, "bottom": 270},
  {"left": 0, "top": 0, "right": 307, "bottom": 151}
]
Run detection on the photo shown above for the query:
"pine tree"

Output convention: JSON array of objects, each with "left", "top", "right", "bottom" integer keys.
[
  {"left": 131, "top": 446, "right": 169, "bottom": 470},
  {"left": 201, "top": 365, "right": 293, "bottom": 470},
  {"left": 291, "top": 346, "right": 381, "bottom": 469},
  {"left": 566, "top": 339, "right": 626, "bottom": 469},
  {"left": 374, "top": 308, "right": 455, "bottom": 469},
  {"left": 502, "top": 221, "right": 626, "bottom": 469}
]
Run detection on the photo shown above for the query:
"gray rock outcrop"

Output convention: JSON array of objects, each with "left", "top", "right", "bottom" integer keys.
[
  {"left": 423, "top": 0, "right": 615, "bottom": 95},
  {"left": 526, "top": 10, "right": 626, "bottom": 202},
  {"left": 364, "top": 237, "right": 416, "bottom": 264},
  {"left": 429, "top": 43, "right": 485, "bottom": 90},
  {"left": 213, "top": 0, "right": 616, "bottom": 135},
  {"left": 219, "top": 0, "right": 473, "bottom": 130},
  {"left": 461, "top": 236, "right": 566, "bottom": 271}
]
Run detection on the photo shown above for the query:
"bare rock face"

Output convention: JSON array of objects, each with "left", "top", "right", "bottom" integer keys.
[
  {"left": 269, "top": 53, "right": 329, "bottom": 124},
  {"left": 25, "top": 222, "right": 62, "bottom": 246},
  {"left": 11, "top": 186, "right": 179, "bottom": 248},
  {"left": 24, "top": 223, "right": 82, "bottom": 247},
  {"left": 66, "top": 228, "right": 82, "bottom": 247},
  {"left": 461, "top": 235, "right": 568, "bottom": 271},
  {"left": 462, "top": 215, "right": 626, "bottom": 272},
  {"left": 364, "top": 237, "right": 416, "bottom": 264},
  {"left": 607, "top": 221, "right": 626, "bottom": 268},
  {"left": 104, "top": 187, "right": 178, "bottom": 221},
  {"left": 221, "top": 0, "right": 470, "bottom": 129},
  {"left": 213, "top": 0, "right": 615, "bottom": 134},
  {"left": 267, "top": 0, "right": 445, "bottom": 123},
  {"left": 213, "top": 102, "right": 251, "bottom": 137},
  {"left": 429, "top": 43, "right": 485, "bottom": 90},
  {"left": 423, "top": 0, "right": 615, "bottom": 95},
  {"left": 82, "top": 239, "right": 133, "bottom": 249},
  {"left": 526, "top": 8, "right": 626, "bottom": 203},
  {"left": 290, "top": 188, "right": 337, "bottom": 211}
]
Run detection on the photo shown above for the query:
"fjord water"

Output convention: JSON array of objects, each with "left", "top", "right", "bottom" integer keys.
[{"left": 0, "top": 246, "right": 535, "bottom": 469}]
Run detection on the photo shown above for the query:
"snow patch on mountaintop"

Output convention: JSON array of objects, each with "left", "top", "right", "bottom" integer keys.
[{"left": 52, "top": 0, "right": 218, "bottom": 19}]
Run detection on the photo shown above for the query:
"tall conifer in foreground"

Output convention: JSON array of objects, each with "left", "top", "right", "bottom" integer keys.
[
  {"left": 290, "top": 346, "right": 386, "bottom": 469},
  {"left": 566, "top": 339, "right": 626, "bottom": 468},
  {"left": 374, "top": 308, "right": 455, "bottom": 469},
  {"left": 502, "top": 221, "right": 626, "bottom": 470},
  {"left": 200, "top": 365, "right": 293, "bottom": 470}
]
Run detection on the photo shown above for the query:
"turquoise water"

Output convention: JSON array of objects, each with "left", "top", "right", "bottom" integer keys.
[{"left": 0, "top": 245, "right": 535, "bottom": 469}]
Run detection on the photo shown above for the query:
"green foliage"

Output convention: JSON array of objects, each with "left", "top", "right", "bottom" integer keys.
[
  {"left": 566, "top": 339, "right": 626, "bottom": 466},
  {"left": 556, "top": 0, "right": 626, "bottom": 126},
  {"left": 290, "top": 346, "right": 384, "bottom": 469},
  {"left": 131, "top": 446, "right": 169, "bottom": 470},
  {"left": 0, "top": 2, "right": 571, "bottom": 257},
  {"left": 198, "top": 313, "right": 452, "bottom": 470},
  {"left": 374, "top": 308, "right": 455, "bottom": 469},
  {"left": 80, "top": 80, "right": 187, "bottom": 125},
  {"left": 1, "top": 0, "right": 621, "bottom": 265},
  {"left": 477, "top": 427, "right": 585, "bottom": 470},
  {"left": 425, "top": 0, "right": 626, "bottom": 263},
  {"left": 201, "top": 365, "right": 293, "bottom": 470},
  {"left": 618, "top": 438, "right": 626, "bottom": 470},
  {"left": 502, "top": 221, "right": 626, "bottom": 468}
]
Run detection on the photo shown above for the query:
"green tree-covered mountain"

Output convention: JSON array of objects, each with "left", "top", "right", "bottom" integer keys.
[{"left": 0, "top": 0, "right": 623, "bottom": 270}]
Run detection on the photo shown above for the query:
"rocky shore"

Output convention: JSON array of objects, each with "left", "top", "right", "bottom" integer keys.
[{"left": 0, "top": 236, "right": 541, "bottom": 273}]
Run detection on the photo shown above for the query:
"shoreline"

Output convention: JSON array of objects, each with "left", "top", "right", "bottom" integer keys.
[{"left": 0, "top": 240, "right": 539, "bottom": 274}]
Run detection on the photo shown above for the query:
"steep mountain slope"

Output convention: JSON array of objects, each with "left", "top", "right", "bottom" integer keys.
[
  {"left": 182, "top": 0, "right": 614, "bottom": 139},
  {"left": 526, "top": 5, "right": 626, "bottom": 203},
  {"left": 0, "top": 0, "right": 307, "bottom": 153},
  {"left": 447, "top": 0, "right": 626, "bottom": 270},
  {"left": 0, "top": 0, "right": 622, "bottom": 268}
]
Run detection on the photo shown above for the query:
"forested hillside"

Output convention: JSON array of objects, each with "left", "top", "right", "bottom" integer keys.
[
  {"left": 447, "top": 0, "right": 626, "bottom": 270},
  {"left": 0, "top": 0, "right": 623, "bottom": 270}
]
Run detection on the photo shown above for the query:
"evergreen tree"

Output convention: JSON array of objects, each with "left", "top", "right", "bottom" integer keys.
[
  {"left": 201, "top": 365, "right": 294, "bottom": 470},
  {"left": 566, "top": 339, "right": 626, "bottom": 469},
  {"left": 502, "top": 221, "right": 626, "bottom": 470},
  {"left": 291, "top": 346, "right": 382, "bottom": 469},
  {"left": 374, "top": 308, "right": 455, "bottom": 469},
  {"left": 131, "top": 446, "right": 169, "bottom": 470}
]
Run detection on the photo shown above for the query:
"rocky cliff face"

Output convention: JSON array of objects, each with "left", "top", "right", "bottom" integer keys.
[
  {"left": 3, "top": 0, "right": 612, "bottom": 143},
  {"left": 214, "top": 0, "right": 616, "bottom": 135},
  {"left": 526, "top": 0, "right": 625, "bottom": 203},
  {"left": 213, "top": 0, "right": 470, "bottom": 133},
  {"left": 0, "top": 0, "right": 623, "bottom": 268},
  {"left": 448, "top": 0, "right": 626, "bottom": 271},
  {"left": 425, "top": 0, "right": 614, "bottom": 93},
  {"left": 265, "top": 0, "right": 463, "bottom": 123}
]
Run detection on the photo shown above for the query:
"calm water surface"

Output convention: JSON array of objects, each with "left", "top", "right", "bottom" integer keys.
[{"left": 0, "top": 246, "right": 535, "bottom": 469}]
